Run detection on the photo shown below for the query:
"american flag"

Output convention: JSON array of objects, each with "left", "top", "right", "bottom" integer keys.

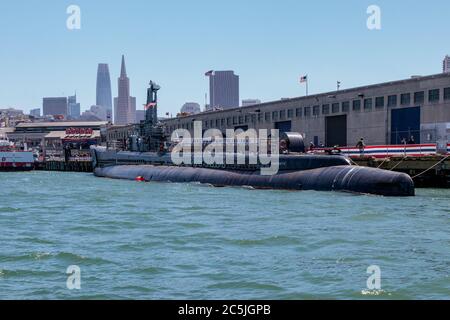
[
  {"left": 300, "top": 75, "right": 308, "bottom": 83},
  {"left": 144, "top": 102, "right": 157, "bottom": 110}
]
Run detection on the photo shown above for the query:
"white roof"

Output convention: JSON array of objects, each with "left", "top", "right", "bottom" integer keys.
[
  {"left": 45, "top": 130, "right": 101, "bottom": 139},
  {"left": 16, "top": 121, "right": 108, "bottom": 128}
]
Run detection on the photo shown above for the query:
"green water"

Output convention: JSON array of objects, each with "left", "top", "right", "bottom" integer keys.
[{"left": 0, "top": 171, "right": 449, "bottom": 299}]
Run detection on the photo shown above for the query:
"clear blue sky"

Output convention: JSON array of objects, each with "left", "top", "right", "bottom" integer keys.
[{"left": 0, "top": 0, "right": 449, "bottom": 115}]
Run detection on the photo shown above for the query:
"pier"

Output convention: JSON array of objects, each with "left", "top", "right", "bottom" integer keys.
[
  {"left": 353, "top": 155, "right": 450, "bottom": 188},
  {"left": 36, "top": 160, "right": 93, "bottom": 172}
]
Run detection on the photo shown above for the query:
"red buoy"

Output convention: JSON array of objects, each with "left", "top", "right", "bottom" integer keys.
[{"left": 135, "top": 176, "right": 145, "bottom": 182}]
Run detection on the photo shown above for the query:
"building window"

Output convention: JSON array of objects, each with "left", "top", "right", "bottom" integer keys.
[
  {"left": 251, "top": 114, "right": 256, "bottom": 123},
  {"left": 375, "top": 97, "right": 385, "bottom": 108},
  {"left": 444, "top": 88, "right": 450, "bottom": 100},
  {"left": 287, "top": 109, "right": 294, "bottom": 118},
  {"left": 364, "top": 98, "right": 373, "bottom": 110},
  {"left": 342, "top": 101, "right": 350, "bottom": 113},
  {"left": 233, "top": 116, "right": 237, "bottom": 125},
  {"left": 296, "top": 108, "right": 302, "bottom": 118},
  {"left": 244, "top": 115, "right": 249, "bottom": 123},
  {"left": 227, "top": 118, "right": 231, "bottom": 126},
  {"left": 265, "top": 112, "right": 270, "bottom": 122},
  {"left": 313, "top": 105, "right": 320, "bottom": 116},
  {"left": 210, "top": 120, "right": 214, "bottom": 128},
  {"left": 280, "top": 110, "right": 286, "bottom": 119},
  {"left": 304, "top": 106, "right": 311, "bottom": 117},
  {"left": 414, "top": 91, "right": 424, "bottom": 104},
  {"left": 322, "top": 104, "right": 330, "bottom": 115},
  {"left": 221, "top": 119, "right": 225, "bottom": 126},
  {"left": 272, "top": 111, "right": 278, "bottom": 120},
  {"left": 387, "top": 95, "right": 397, "bottom": 107},
  {"left": 204, "top": 121, "right": 208, "bottom": 128},
  {"left": 258, "top": 113, "right": 263, "bottom": 122},
  {"left": 400, "top": 93, "right": 411, "bottom": 106},
  {"left": 428, "top": 89, "right": 440, "bottom": 103},
  {"left": 239, "top": 116, "right": 243, "bottom": 124},
  {"left": 352, "top": 100, "right": 361, "bottom": 111},
  {"left": 332, "top": 103, "right": 340, "bottom": 113}
]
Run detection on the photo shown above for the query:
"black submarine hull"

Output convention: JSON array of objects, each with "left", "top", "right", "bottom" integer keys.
[{"left": 94, "top": 164, "right": 415, "bottom": 197}]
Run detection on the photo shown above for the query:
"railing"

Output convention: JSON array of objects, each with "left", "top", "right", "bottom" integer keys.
[{"left": 314, "top": 143, "right": 450, "bottom": 159}]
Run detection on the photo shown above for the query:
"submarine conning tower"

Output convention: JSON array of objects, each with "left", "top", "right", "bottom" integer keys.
[{"left": 135, "top": 80, "right": 166, "bottom": 153}]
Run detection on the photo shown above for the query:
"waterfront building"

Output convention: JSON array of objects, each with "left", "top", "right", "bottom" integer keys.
[
  {"left": 30, "top": 108, "right": 41, "bottom": 118},
  {"left": 96, "top": 63, "right": 113, "bottom": 122},
  {"left": 444, "top": 55, "right": 450, "bottom": 73},
  {"left": 163, "top": 73, "right": 450, "bottom": 147},
  {"left": 242, "top": 99, "right": 261, "bottom": 107},
  {"left": 106, "top": 124, "right": 137, "bottom": 150},
  {"left": 7, "top": 121, "right": 108, "bottom": 149},
  {"left": 207, "top": 71, "right": 239, "bottom": 110},
  {"left": 114, "top": 55, "right": 136, "bottom": 125},
  {"left": 181, "top": 102, "right": 201, "bottom": 115},
  {"left": 43, "top": 97, "right": 68, "bottom": 117}
]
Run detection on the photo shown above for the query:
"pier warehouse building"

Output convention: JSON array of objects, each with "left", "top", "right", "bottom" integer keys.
[{"left": 162, "top": 73, "right": 450, "bottom": 147}]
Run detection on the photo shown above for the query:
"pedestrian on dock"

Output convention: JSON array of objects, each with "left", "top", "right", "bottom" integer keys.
[
  {"left": 356, "top": 138, "right": 365, "bottom": 157},
  {"left": 408, "top": 136, "right": 416, "bottom": 145}
]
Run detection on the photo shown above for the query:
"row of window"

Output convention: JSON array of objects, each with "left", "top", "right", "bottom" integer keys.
[{"left": 168, "top": 87, "right": 450, "bottom": 131}]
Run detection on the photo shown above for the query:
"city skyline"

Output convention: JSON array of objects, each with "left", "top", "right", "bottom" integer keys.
[{"left": 0, "top": 1, "right": 449, "bottom": 116}]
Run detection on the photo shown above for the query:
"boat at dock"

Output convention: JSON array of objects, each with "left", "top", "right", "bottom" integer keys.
[
  {"left": 91, "top": 81, "right": 415, "bottom": 197},
  {"left": 0, "top": 138, "right": 34, "bottom": 171}
]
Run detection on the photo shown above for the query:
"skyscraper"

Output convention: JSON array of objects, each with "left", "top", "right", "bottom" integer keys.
[
  {"left": 135, "top": 110, "right": 146, "bottom": 123},
  {"left": 96, "top": 64, "right": 113, "bottom": 122},
  {"left": 443, "top": 55, "right": 450, "bottom": 73},
  {"left": 114, "top": 55, "right": 136, "bottom": 125},
  {"left": 68, "top": 94, "right": 81, "bottom": 119},
  {"left": 207, "top": 71, "right": 239, "bottom": 110},
  {"left": 30, "top": 108, "right": 41, "bottom": 117},
  {"left": 43, "top": 97, "right": 68, "bottom": 117}
]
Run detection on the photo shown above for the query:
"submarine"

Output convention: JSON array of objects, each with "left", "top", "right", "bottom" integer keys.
[{"left": 91, "top": 81, "right": 415, "bottom": 197}]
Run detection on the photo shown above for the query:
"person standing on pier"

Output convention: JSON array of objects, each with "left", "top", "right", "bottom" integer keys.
[{"left": 356, "top": 138, "right": 366, "bottom": 157}]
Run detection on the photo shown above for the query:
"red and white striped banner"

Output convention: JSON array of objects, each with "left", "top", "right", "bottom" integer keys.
[{"left": 315, "top": 144, "right": 450, "bottom": 158}]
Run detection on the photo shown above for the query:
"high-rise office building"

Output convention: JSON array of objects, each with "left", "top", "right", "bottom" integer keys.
[
  {"left": 68, "top": 94, "right": 81, "bottom": 119},
  {"left": 30, "top": 108, "right": 41, "bottom": 117},
  {"left": 89, "top": 105, "right": 107, "bottom": 121},
  {"left": 114, "top": 55, "right": 136, "bottom": 125},
  {"left": 443, "top": 55, "right": 450, "bottom": 73},
  {"left": 207, "top": 71, "right": 239, "bottom": 110},
  {"left": 135, "top": 110, "right": 146, "bottom": 123},
  {"left": 96, "top": 64, "right": 113, "bottom": 122},
  {"left": 43, "top": 97, "right": 68, "bottom": 117}
]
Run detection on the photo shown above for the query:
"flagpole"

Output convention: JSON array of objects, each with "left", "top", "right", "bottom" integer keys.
[{"left": 306, "top": 75, "right": 309, "bottom": 96}]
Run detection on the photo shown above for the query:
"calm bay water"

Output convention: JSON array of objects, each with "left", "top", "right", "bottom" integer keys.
[{"left": 0, "top": 171, "right": 449, "bottom": 300}]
